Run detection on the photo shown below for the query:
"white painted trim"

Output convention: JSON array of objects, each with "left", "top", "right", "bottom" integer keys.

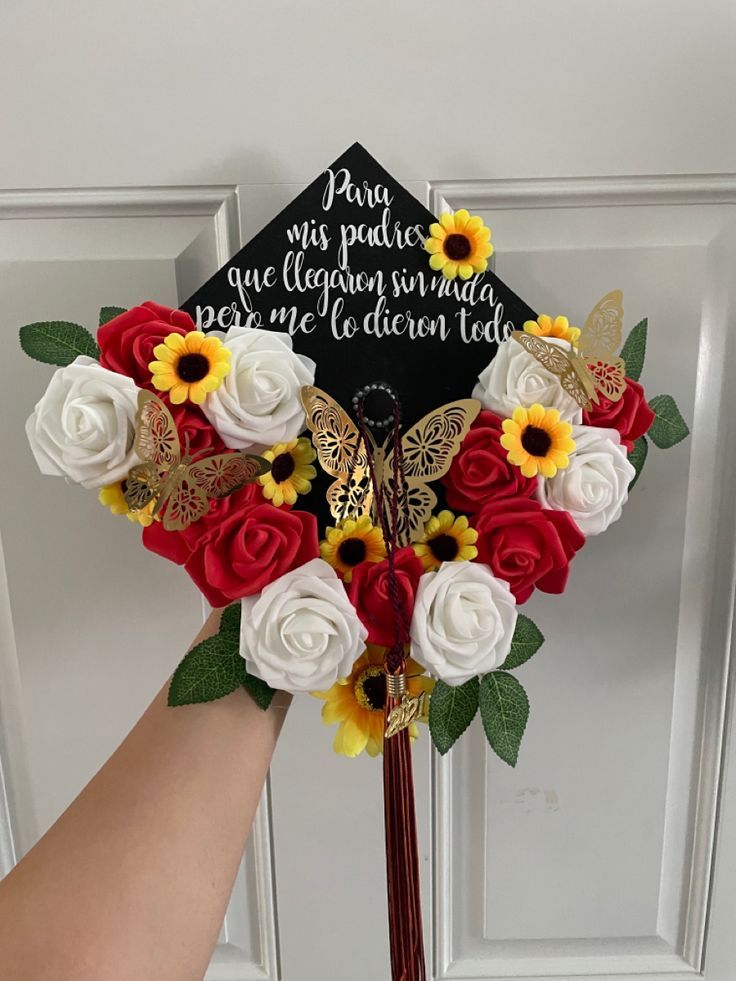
[
  {"left": 441, "top": 967, "right": 698, "bottom": 981},
  {"left": 0, "top": 533, "right": 36, "bottom": 875},
  {"left": 0, "top": 184, "right": 239, "bottom": 219},
  {"left": 253, "top": 775, "right": 281, "bottom": 980},
  {"left": 676, "top": 221, "right": 736, "bottom": 972},
  {"left": 432, "top": 750, "right": 454, "bottom": 977},
  {"left": 428, "top": 173, "right": 736, "bottom": 980},
  {"left": 429, "top": 173, "right": 736, "bottom": 212},
  {"left": 0, "top": 185, "right": 241, "bottom": 267}
]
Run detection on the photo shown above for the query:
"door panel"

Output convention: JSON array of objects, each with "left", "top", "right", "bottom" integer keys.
[
  {"left": 0, "top": 193, "right": 278, "bottom": 981},
  {"left": 2, "top": 179, "right": 736, "bottom": 981},
  {"left": 426, "top": 181, "right": 736, "bottom": 980}
]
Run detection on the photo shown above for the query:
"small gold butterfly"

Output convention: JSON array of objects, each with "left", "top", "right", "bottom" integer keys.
[
  {"left": 300, "top": 386, "right": 480, "bottom": 547},
  {"left": 512, "top": 290, "right": 627, "bottom": 411},
  {"left": 124, "top": 390, "right": 270, "bottom": 531}
]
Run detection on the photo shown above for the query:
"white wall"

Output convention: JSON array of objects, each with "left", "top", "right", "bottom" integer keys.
[{"left": 1, "top": 0, "right": 734, "bottom": 190}]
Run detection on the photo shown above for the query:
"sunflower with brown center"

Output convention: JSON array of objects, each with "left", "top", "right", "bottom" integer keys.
[
  {"left": 148, "top": 330, "right": 231, "bottom": 405},
  {"left": 524, "top": 314, "right": 581, "bottom": 345},
  {"left": 500, "top": 403, "right": 576, "bottom": 479},
  {"left": 258, "top": 437, "right": 317, "bottom": 507},
  {"left": 314, "top": 645, "right": 435, "bottom": 757},
  {"left": 424, "top": 209, "right": 493, "bottom": 280},
  {"left": 98, "top": 481, "right": 155, "bottom": 527},
  {"left": 413, "top": 509, "right": 478, "bottom": 572},
  {"left": 320, "top": 515, "right": 386, "bottom": 581}
]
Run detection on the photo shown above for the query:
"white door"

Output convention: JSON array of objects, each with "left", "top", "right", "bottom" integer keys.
[{"left": 2, "top": 3, "right": 736, "bottom": 979}]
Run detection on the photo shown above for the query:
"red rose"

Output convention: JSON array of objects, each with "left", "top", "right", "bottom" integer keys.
[
  {"left": 184, "top": 502, "right": 319, "bottom": 607},
  {"left": 169, "top": 402, "right": 226, "bottom": 457},
  {"left": 472, "top": 498, "right": 585, "bottom": 603},
  {"left": 99, "top": 301, "right": 225, "bottom": 455},
  {"left": 442, "top": 410, "right": 537, "bottom": 513},
  {"left": 98, "top": 301, "right": 195, "bottom": 387},
  {"left": 348, "top": 547, "right": 424, "bottom": 647},
  {"left": 143, "top": 518, "right": 191, "bottom": 566},
  {"left": 142, "top": 483, "right": 264, "bottom": 567},
  {"left": 583, "top": 379, "right": 654, "bottom": 452}
]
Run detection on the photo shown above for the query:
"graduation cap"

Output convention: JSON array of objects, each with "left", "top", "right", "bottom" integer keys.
[
  {"left": 180, "top": 144, "right": 538, "bottom": 981},
  {"left": 181, "top": 142, "right": 536, "bottom": 428},
  {"left": 16, "top": 134, "right": 685, "bottom": 981}
]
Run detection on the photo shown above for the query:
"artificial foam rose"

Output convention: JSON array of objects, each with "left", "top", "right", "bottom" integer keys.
[
  {"left": 25, "top": 356, "right": 139, "bottom": 489},
  {"left": 348, "top": 547, "right": 424, "bottom": 648},
  {"left": 168, "top": 401, "right": 226, "bottom": 457},
  {"left": 142, "top": 483, "right": 264, "bottom": 567},
  {"left": 98, "top": 301, "right": 227, "bottom": 452},
  {"left": 240, "top": 558, "right": 368, "bottom": 693},
  {"left": 201, "top": 326, "right": 315, "bottom": 452},
  {"left": 536, "top": 425, "right": 635, "bottom": 536},
  {"left": 471, "top": 497, "right": 585, "bottom": 604},
  {"left": 442, "top": 410, "right": 536, "bottom": 513},
  {"left": 98, "top": 301, "right": 194, "bottom": 387},
  {"left": 583, "top": 378, "right": 654, "bottom": 452},
  {"left": 473, "top": 335, "right": 583, "bottom": 423},
  {"left": 183, "top": 499, "right": 319, "bottom": 607},
  {"left": 410, "top": 562, "right": 517, "bottom": 686}
]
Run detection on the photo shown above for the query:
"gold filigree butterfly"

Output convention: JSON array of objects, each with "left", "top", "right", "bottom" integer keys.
[
  {"left": 124, "top": 390, "right": 270, "bottom": 531},
  {"left": 300, "top": 385, "right": 479, "bottom": 547},
  {"left": 511, "top": 290, "right": 627, "bottom": 411}
]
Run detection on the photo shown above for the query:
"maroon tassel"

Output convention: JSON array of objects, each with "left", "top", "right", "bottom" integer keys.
[
  {"left": 383, "top": 673, "right": 427, "bottom": 980},
  {"left": 357, "top": 395, "right": 427, "bottom": 981}
]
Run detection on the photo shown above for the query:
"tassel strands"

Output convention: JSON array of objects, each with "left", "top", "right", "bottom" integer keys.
[
  {"left": 383, "top": 672, "right": 426, "bottom": 980},
  {"left": 356, "top": 390, "right": 427, "bottom": 981}
]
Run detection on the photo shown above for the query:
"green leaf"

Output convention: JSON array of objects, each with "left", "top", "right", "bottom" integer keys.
[
  {"left": 647, "top": 394, "right": 690, "bottom": 449},
  {"left": 628, "top": 435, "right": 648, "bottom": 490},
  {"left": 500, "top": 614, "right": 544, "bottom": 670},
  {"left": 479, "top": 672, "right": 530, "bottom": 768},
  {"left": 243, "top": 672, "right": 276, "bottom": 711},
  {"left": 428, "top": 677, "right": 479, "bottom": 755},
  {"left": 19, "top": 321, "right": 100, "bottom": 366},
  {"left": 220, "top": 602, "right": 241, "bottom": 639},
  {"left": 168, "top": 633, "right": 245, "bottom": 706},
  {"left": 99, "top": 306, "right": 126, "bottom": 326},
  {"left": 619, "top": 318, "right": 647, "bottom": 382}
]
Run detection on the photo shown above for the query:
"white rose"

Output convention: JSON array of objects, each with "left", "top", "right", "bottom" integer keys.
[
  {"left": 536, "top": 424, "right": 635, "bottom": 536},
  {"left": 240, "top": 558, "right": 367, "bottom": 693},
  {"left": 202, "top": 326, "right": 315, "bottom": 452},
  {"left": 25, "top": 356, "right": 139, "bottom": 489},
  {"left": 473, "top": 335, "right": 583, "bottom": 423},
  {"left": 410, "top": 562, "right": 517, "bottom": 686}
]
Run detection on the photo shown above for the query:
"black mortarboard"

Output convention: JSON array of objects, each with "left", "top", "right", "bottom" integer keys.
[{"left": 181, "top": 142, "right": 536, "bottom": 428}]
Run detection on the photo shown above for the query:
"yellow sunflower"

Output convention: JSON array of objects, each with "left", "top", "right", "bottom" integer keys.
[
  {"left": 314, "top": 645, "right": 435, "bottom": 758},
  {"left": 424, "top": 209, "right": 493, "bottom": 280},
  {"left": 320, "top": 515, "right": 386, "bottom": 581},
  {"left": 500, "top": 404, "right": 576, "bottom": 479},
  {"left": 98, "top": 481, "right": 155, "bottom": 527},
  {"left": 413, "top": 510, "right": 478, "bottom": 572},
  {"left": 258, "top": 437, "right": 316, "bottom": 506},
  {"left": 524, "top": 314, "right": 580, "bottom": 345},
  {"left": 148, "top": 331, "right": 230, "bottom": 405}
]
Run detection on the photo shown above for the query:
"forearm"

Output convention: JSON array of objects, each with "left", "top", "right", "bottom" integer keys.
[{"left": 0, "top": 610, "right": 289, "bottom": 981}]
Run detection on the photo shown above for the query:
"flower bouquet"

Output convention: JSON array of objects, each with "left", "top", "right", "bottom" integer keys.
[{"left": 19, "top": 144, "right": 689, "bottom": 980}]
